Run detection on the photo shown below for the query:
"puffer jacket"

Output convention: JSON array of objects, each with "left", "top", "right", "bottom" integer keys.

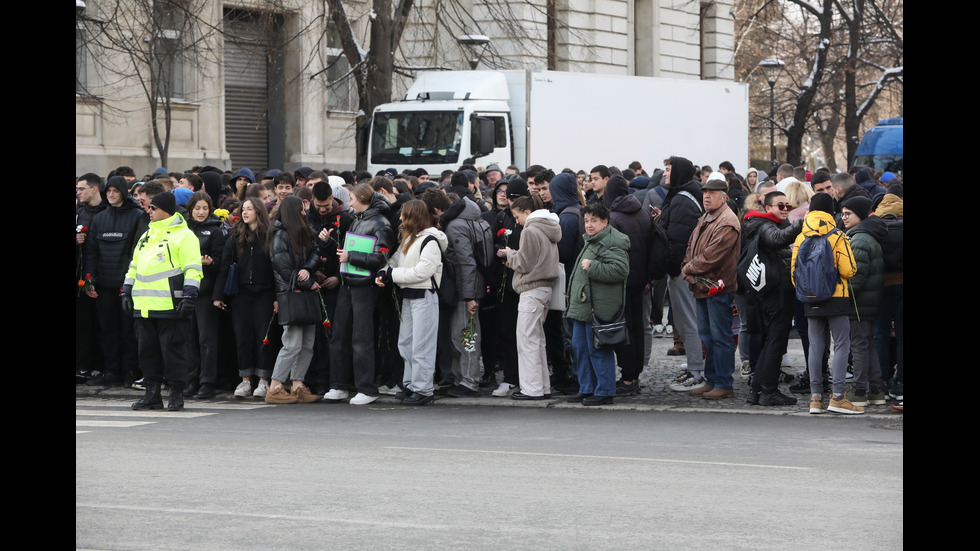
[
  {"left": 344, "top": 193, "right": 395, "bottom": 286},
  {"left": 791, "top": 209, "right": 857, "bottom": 317},
  {"left": 506, "top": 210, "right": 561, "bottom": 294},
  {"left": 84, "top": 195, "right": 143, "bottom": 289},
  {"left": 213, "top": 224, "right": 275, "bottom": 301},
  {"left": 440, "top": 197, "right": 485, "bottom": 301},
  {"left": 874, "top": 193, "right": 903, "bottom": 286},
  {"left": 740, "top": 211, "right": 803, "bottom": 291},
  {"left": 846, "top": 215, "right": 886, "bottom": 321},
  {"left": 388, "top": 227, "right": 447, "bottom": 290},
  {"left": 564, "top": 225, "right": 630, "bottom": 322},
  {"left": 270, "top": 219, "right": 320, "bottom": 293},
  {"left": 186, "top": 214, "right": 227, "bottom": 295},
  {"left": 605, "top": 174, "right": 651, "bottom": 288}
]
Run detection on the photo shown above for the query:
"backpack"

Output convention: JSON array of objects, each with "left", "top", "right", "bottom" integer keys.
[
  {"left": 466, "top": 218, "right": 495, "bottom": 280},
  {"left": 647, "top": 220, "right": 670, "bottom": 281},
  {"left": 737, "top": 232, "right": 780, "bottom": 296},
  {"left": 793, "top": 228, "right": 842, "bottom": 303},
  {"left": 422, "top": 236, "right": 457, "bottom": 309}
]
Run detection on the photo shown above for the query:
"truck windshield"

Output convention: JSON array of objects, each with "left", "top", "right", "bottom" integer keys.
[{"left": 371, "top": 111, "right": 464, "bottom": 165}]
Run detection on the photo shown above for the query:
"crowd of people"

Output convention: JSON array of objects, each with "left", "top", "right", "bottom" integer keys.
[{"left": 75, "top": 159, "right": 904, "bottom": 414}]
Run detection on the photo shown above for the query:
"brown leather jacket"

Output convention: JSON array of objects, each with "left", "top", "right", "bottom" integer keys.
[{"left": 681, "top": 203, "right": 741, "bottom": 298}]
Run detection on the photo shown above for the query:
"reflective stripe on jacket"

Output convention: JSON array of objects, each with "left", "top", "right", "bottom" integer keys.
[{"left": 125, "top": 213, "right": 203, "bottom": 318}]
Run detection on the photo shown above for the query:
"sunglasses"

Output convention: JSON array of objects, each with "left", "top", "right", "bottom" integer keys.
[{"left": 772, "top": 203, "right": 791, "bottom": 211}]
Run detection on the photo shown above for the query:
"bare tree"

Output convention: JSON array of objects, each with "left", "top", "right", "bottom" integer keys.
[{"left": 77, "top": 0, "right": 217, "bottom": 168}]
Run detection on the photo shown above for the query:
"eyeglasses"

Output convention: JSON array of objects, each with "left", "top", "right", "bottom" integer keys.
[
  {"left": 841, "top": 211, "right": 853, "bottom": 218},
  {"left": 496, "top": 189, "right": 507, "bottom": 194}
]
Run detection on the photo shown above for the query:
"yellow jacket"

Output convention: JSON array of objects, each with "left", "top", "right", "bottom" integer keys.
[
  {"left": 791, "top": 210, "right": 856, "bottom": 315},
  {"left": 124, "top": 213, "right": 203, "bottom": 318}
]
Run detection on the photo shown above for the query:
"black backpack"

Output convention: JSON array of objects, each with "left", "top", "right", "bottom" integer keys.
[{"left": 466, "top": 218, "right": 495, "bottom": 280}]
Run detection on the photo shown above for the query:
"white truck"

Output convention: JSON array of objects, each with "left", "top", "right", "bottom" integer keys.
[{"left": 367, "top": 70, "right": 749, "bottom": 175}]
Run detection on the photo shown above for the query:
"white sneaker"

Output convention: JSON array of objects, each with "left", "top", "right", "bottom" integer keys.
[
  {"left": 234, "top": 380, "right": 252, "bottom": 398},
  {"left": 378, "top": 385, "right": 399, "bottom": 396},
  {"left": 652, "top": 324, "right": 665, "bottom": 338},
  {"left": 665, "top": 325, "right": 674, "bottom": 337},
  {"left": 668, "top": 373, "right": 706, "bottom": 392},
  {"left": 323, "top": 389, "right": 349, "bottom": 401},
  {"left": 739, "top": 360, "right": 752, "bottom": 378},
  {"left": 491, "top": 383, "right": 517, "bottom": 397},
  {"left": 350, "top": 392, "right": 378, "bottom": 406},
  {"left": 252, "top": 379, "right": 269, "bottom": 398}
]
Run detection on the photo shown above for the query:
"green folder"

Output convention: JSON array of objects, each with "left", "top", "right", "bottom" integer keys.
[{"left": 340, "top": 232, "right": 378, "bottom": 276}]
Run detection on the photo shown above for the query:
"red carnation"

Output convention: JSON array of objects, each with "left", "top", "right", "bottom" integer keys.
[
  {"left": 86, "top": 273, "right": 92, "bottom": 280},
  {"left": 262, "top": 338, "right": 270, "bottom": 345},
  {"left": 497, "top": 228, "right": 507, "bottom": 237},
  {"left": 379, "top": 247, "right": 390, "bottom": 255},
  {"left": 323, "top": 320, "right": 331, "bottom": 328},
  {"left": 78, "top": 279, "right": 85, "bottom": 287},
  {"left": 82, "top": 226, "right": 88, "bottom": 232}
]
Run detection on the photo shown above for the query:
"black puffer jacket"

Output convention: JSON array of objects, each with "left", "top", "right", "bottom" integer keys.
[
  {"left": 270, "top": 219, "right": 320, "bottom": 293},
  {"left": 84, "top": 196, "right": 143, "bottom": 289},
  {"left": 76, "top": 199, "right": 108, "bottom": 283},
  {"left": 658, "top": 157, "right": 703, "bottom": 277},
  {"left": 344, "top": 193, "right": 395, "bottom": 286},
  {"left": 605, "top": 174, "right": 651, "bottom": 288},
  {"left": 740, "top": 211, "right": 803, "bottom": 291},
  {"left": 187, "top": 214, "right": 227, "bottom": 295}
]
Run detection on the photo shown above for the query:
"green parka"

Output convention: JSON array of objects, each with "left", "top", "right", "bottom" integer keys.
[{"left": 564, "top": 225, "right": 630, "bottom": 322}]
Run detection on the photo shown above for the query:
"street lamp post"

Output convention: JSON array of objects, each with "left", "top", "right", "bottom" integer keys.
[
  {"left": 758, "top": 58, "right": 785, "bottom": 164},
  {"left": 456, "top": 35, "right": 490, "bottom": 70}
]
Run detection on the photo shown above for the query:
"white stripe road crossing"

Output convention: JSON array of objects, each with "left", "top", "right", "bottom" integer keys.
[
  {"left": 75, "top": 399, "right": 272, "bottom": 410},
  {"left": 76, "top": 410, "right": 217, "bottom": 418},
  {"left": 76, "top": 400, "right": 252, "bottom": 433}
]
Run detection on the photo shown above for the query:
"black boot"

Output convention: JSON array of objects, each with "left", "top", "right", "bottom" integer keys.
[
  {"left": 168, "top": 383, "right": 185, "bottom": 412},
  {"left": 132, "top": 381, "right": 163, "bottom": 410}
]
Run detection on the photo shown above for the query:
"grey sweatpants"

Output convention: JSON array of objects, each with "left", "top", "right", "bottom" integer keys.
[
  {"left": 271, "top": 324, "right": 315, "bottom": 384},
  {"left": 667, "top": 276, "right": 704, "bottom": 372},
  {"left": 807, "top": 315, "right": 850, "bottom": 396}
]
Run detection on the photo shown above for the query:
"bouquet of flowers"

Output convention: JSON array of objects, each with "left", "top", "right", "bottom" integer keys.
[
  {"left": 694, "top": 277, "right": 726, "bottom": 297},
  {"left": 461, "top": 314, "right": 478, "bottom": 352}
]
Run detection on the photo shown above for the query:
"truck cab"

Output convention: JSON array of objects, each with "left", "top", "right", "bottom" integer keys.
[
  {"left": 854, "top": 117, "right": 903, "bottom": 177},
  {"left": 368, "top": 71, "right": 515, "bottom": 176}
]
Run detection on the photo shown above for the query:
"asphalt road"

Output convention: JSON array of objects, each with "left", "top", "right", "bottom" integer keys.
[{"left": 77, "top": 397, "right": 903, "bottom": 550}]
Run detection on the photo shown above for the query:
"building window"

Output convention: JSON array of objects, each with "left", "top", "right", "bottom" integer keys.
[
  {"left": 76, "top": 26, "right": 87, "bottom": 93},
  {"left": 154, "top": 1, "right": 186, "bottom": 99},
  {"left": 325, "top": 22, "right": 354, "bottom": 112}
]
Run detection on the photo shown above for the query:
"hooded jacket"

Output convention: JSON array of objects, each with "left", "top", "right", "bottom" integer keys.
[
  {"left": 791, "top": 209, "right": 857, "bottom": 317},
  {"left": 854, "top": 167, "right": 885, "bottom": 202},
  {"left": 549, "top": 172, "right": 585, "bottom": 273},
  {"left": 874, "top": 193, "right": 903, "bottom": 286},
  {"left": 605, "top": 174, "right": 651, "bottom": 288},
  {"left": 84, "top": 188, "right": 144, "bottom": 290},
  {"left": 506, "top": 210, "right": 561, "bottom": 294},
  {"left": 440, "top": 197, "right": 486, "bottom": 301},
  {"left": 659, "top": 156, "right": 704, "bottom": 277},
  {"left": 270, "top": 219, "right": 321, "bottom": 294},
  {"left": 846, "top": 215, "right": 886, "bottom": 321},
  {"left": 308, "top": 197, "right": 355, "bottom": 279}
]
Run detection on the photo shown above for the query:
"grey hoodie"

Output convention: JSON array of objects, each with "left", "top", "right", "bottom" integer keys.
[{"left": 506, "top": 210, "right": 561, "bottom": 294}]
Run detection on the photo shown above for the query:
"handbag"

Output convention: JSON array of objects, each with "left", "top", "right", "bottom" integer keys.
[
  {"left": 588, "top": 273, "right": 629, "bottom": 350},
  {"left": 277, "top": 271, "right": 324, "bottom": 326},
  {"left": 549, "top": 264, "right": 566, "bottom": 311},
  {"left": 222, "top": 262, "right": 239, "bottom": 297}
]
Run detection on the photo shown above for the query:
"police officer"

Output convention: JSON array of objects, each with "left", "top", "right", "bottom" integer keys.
[{"left": 123, "top": 192, "right": 203, "bottom": 411}]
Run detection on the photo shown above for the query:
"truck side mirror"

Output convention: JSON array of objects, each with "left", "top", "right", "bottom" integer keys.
[{"left": 472, "top": 117, "right": 495, "bottom": 157}]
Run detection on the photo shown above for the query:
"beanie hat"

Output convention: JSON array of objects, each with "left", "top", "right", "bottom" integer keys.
[
  {"left": 810, "top": 192, "right": 835, "bottom": 215},
  {"left": 841, "top": 196, "right": 872, "bottom": 221},
  {"left": 172, "top": 187, "right": 194, "bottom": 207},
  {"left": 506, "top": 179, "right": 529, "bottom": 199},
  {"left": 150, "top": 192, "right": 177, "bottom": 216}
]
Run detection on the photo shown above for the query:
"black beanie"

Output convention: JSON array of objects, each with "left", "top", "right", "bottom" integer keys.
[
  {"left": 150, "top": 192, "right": 177, "bottom": 216},
  {"left": 810, "top": 192, "right": 835, "bottom": 215},
  {"left": 841, "top": 196, "right": 872, "bottom": 220},
  {"left": 200, "top": 171, "right": 223, "bottom": 203}
]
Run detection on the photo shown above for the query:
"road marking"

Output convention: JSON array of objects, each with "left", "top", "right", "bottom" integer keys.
[
  {"left": 75, "top": 399, "right": 271, "bottom": 410},
  {"left": 75, "top": 503, "right": 450, "bottom": 530},
  {"left": 76, "top": 410, "right": 216, "bottom": 418},
  {"left": 383, "top": 446, "right": 809, "bottom": 470},
  {"left": 76, "top": 420, "right": 157, "bottom": 428}
]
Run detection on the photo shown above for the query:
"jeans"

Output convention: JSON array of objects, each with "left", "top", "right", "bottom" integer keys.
[
  {"left": 571, "top": 320, "right": 616, "bottom": 397},
  {"left": 696, "top": 294, "right": 735, "bottom": 390}
]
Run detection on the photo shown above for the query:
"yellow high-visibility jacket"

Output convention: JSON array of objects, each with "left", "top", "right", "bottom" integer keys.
[{"left": 124, "top": 213, "right": 203, "bottom": 318}]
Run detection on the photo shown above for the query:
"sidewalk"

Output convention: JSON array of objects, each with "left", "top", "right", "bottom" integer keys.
[{"left": 76, "top": 324, "right": 903, "bottom": 419}]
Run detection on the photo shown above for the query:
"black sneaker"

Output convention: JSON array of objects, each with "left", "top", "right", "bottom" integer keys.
[
  {"left": 745, "top": 389, "right": 760, "bottom": 405},
  {"left": 615, "top": 380, "right": 639, "bottom": 397},
  {"left": 789, "top": 377, "right": 811, "bottom": 394},
  {"left": 759, "top": 390, "right": 799, "bottom": 406},
  {"left": 447, "top": 385, "right": 479, "bottom": 398},
  {"left": 402, "top": 393, "right": 434, "bottom": 406},
  {"left": 87, "top": 373, "right": 122, "bottom": 387}
]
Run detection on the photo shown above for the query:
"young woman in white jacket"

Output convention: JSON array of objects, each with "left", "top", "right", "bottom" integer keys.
[{"left": 376, "top": 200, "right": 447, "bottom": 406}]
